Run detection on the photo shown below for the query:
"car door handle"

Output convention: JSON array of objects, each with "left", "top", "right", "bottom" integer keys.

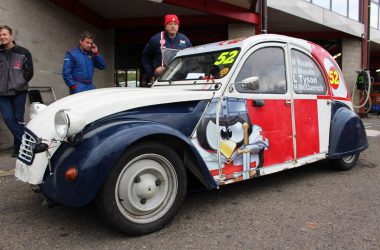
[
  {"left": 253, "top": 99, "right": 265, "bottom": 107},
  {"left": 285, "top": 100, "right": 293, "bottom": 105}
]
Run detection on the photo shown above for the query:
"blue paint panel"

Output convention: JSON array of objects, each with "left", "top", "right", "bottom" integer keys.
[
  {"left": 328, "top": 102, "right": 368, "bottom": 158},
  {"left": 98, "top": 100, "right": 208, "bottom": 137},
  {"left": 40, "top": 100, "right": 217, "bottom": 207}
]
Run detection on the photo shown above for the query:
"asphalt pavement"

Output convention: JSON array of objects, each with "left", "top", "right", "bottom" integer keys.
[
  {"left": 0, "top": 148, "right": 15, "bottom": 177},
  {"left": 0, "top": 113, "right": 379, "bottom": 249}
]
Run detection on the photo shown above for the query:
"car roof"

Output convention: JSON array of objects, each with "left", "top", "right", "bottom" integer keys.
[{"left": 177, "top": 34, "right": 312, "bottom": 57}]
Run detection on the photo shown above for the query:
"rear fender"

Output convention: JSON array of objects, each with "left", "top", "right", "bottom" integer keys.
[{"left": 328, "top": 102, "right": 368, "bottom": 159}]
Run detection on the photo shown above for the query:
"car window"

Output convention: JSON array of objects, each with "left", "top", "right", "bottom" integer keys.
[
  {"left": 159, "top": 49, "right": 240, "bottom": 81},
  {"left": 291, "top": 49, "right": 327, "bottom": 95},
  {"left": 235, "top": 47, "right": 287, "bottom": 94}
]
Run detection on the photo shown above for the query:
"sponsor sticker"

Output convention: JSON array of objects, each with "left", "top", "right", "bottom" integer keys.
[{"left": 329, "top": 66, "right": 340, "bottom": 90}]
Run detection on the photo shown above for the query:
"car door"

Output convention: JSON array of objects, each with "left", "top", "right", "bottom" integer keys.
[
  {"left": 289, "top": 47, "right": 332, "bottom": 161},
  {"left": 223, "top": 42, "right": 295, "bottom": 176}
]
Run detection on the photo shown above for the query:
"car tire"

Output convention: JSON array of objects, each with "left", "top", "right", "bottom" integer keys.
[
  {"left": 97, "top": 142, "right": 187, "bottom": 235},
  {"left": 330, "top": 153, "right": 360, "bottom": 171}
]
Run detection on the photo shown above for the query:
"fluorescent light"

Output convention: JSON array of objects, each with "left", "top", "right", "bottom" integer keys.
[
  {"left": 332, "top": 53, "right": 341, "bottom": 59},
  {"left": 376, "top": 69, "right": 380, "bottom": 72}
]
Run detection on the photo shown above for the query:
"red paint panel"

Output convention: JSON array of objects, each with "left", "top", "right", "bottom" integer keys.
[
  {"left": 246, "top": 99, "right": 294, "bottom": 167},
  {"left": 293, "top": 99, "right": 319, "bottom": 158},
  {"left": 210, "top": 162, "right": 256, "bottom": 176}
]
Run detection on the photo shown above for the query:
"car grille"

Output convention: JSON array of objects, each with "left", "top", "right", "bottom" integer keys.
[{"left": 18, "top": 130, "right": 37, "bottom": 165}]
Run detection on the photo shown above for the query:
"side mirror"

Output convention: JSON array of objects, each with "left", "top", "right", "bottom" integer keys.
[{"left": 238, "top": 76, "right": 260, "bottom": 91}]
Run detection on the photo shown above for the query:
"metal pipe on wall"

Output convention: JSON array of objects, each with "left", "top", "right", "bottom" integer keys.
[
  {"left": 261, "top": 0, "right": 267, "bottom": 34},
  {"left": 367, "top": 0, "right": 371, "bottom": 69}
]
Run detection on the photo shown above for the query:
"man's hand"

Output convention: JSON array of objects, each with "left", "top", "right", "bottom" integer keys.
[
  {"left": 154, "top": 66, "right": 166, "bottom": 77},
  {"left": 70, "top": 84, "right": 78, "bottom": 90},
  {"left": 91, "top": 43, "right": 98, "bottom": 55}
]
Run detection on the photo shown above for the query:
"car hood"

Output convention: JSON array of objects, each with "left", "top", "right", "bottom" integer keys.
[{"left": 28, "top": 87, "right": 215, "bottom": 139}]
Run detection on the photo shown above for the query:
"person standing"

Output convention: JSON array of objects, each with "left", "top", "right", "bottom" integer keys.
[
  {"left": 62, "top": 31, "right": 106, "bottom": 94},
  {"left": 141, "top": 14, "right": 192, "bottom": 85},
  {"left": 0, "top": 25, "right": 34, "bottom": 157}
]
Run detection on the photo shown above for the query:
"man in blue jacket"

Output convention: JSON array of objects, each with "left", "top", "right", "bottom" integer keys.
[
  {"left": 141, "top": 14, "right": 192, "bottom": 85},
  {"left": 62, "top": 31, "right": 106, "bottom": 94}
]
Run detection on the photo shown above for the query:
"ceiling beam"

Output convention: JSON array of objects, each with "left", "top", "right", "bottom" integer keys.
[
  {"left": 163, "top": 0, "right": 259, "bottom": 24},
  {"left": 106, "top": 15, "right": 232, "bottom": 28},
  {"left": 50, "top": 0, "right": 258, "bottom": 28}
]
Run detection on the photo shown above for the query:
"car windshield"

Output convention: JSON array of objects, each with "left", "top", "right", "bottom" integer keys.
[{"left": 159, "top": 48, "right": 241, "bottom": 82}]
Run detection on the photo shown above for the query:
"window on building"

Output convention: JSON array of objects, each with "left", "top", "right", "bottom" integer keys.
[
  {"left": 371, "top": 1, "right": 379, "bottom": 28},
  {"left": 235, "top": 47, "right": 287, "bottom": 94},
  {"left": 307, "top": 0, "right": 360, "bottom": 22},
  {"left": 115, "top": 68, "right": 140, "bottom": 88},
  {"left": 291, "top": 49, "right": 327, "bottom": 95},
  {"left": 348, "top": 0, "right": 360, "bottom": 21},
  {"left": 332, "top": 1, "right": 348, "bottom": 16},
  {"left": 312, "top": 0, "right": 330, "bottom": 9}
]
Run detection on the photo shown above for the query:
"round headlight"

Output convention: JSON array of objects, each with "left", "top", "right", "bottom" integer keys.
[
  {"left": 54, "top": 109, "right": 86, "bottom": 139},
  {"left": 55, "top": 110, "right": 69, "bottom": 138}
]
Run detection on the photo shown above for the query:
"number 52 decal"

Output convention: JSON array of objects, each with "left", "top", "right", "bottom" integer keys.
[
  {"left": 214, "top": 50, "right": 239, "bottom": 65},
  {"left": 329, "top": 67, "right": 340, "bottom": 90}
]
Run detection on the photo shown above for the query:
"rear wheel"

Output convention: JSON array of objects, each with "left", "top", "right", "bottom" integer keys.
[
  {"left": 330, "top": 153, "right": 359, "bottom": 171},
  {"left": 97, "top": 142, "right": 187, "bottom": 235}
]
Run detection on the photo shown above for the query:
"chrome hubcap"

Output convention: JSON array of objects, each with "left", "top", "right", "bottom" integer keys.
[{"left": 115, "top": 154, "right": 178, "bottom": 224}]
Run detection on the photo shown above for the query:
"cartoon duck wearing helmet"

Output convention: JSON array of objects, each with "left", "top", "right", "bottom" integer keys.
[{"left": 192, "top": 97, "right": 269, "bottom": 184}]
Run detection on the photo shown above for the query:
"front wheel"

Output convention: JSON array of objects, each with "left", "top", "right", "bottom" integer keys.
[
  {"left": 330, "top": 153, "right": 360, "bottom": 171},
  {"left": 97, "top": 142, "right": 187, "bottom": 235}
]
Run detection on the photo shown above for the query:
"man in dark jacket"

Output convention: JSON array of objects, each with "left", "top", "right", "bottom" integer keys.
[
  {"left": 62, "top": 31, "right": 106, "bottom": 94},
  {"left": 141, "top": 14, "right": 192, "bottom": 85},
  {"left": 0, "top": 25, "right": 33, "bottom": 157}
]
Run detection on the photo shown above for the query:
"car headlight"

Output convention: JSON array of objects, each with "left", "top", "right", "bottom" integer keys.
[{"left": 54, "top": 110, "right": 86, "bottom": 138}]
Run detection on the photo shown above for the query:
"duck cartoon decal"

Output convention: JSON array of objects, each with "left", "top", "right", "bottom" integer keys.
[{"left": 191, "top": 97, "right": 269, "bottom": 184}]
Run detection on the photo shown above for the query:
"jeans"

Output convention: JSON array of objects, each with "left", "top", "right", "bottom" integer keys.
[{"left": 0, "top": 92, "right": 27, "bottom": 150}]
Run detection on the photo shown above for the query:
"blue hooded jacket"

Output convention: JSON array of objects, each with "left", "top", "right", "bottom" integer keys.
[{"left": 62, "top": 47, "right": 106, "bottom": 94}]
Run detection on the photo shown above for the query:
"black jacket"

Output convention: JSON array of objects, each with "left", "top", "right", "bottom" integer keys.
[{"left": 0, "top": 43, "right": 34, "bottom": 96}]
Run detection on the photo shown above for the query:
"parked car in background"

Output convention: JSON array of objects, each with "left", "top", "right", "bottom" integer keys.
[{"left": 15, "top": 34, "right": 368, "bottom": 235}]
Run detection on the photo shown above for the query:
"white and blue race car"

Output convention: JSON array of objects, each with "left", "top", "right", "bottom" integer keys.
[{"left": 15, "top": 34, "right": 368, "bottom": 235}]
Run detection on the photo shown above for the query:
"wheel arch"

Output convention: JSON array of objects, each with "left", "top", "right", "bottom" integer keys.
[
  {"left": 328, "top": 102, "right": 368, "bottom": 159},
  {"left": 42, "top": 121, "right": 216, "bottom": 207},
  {"left": 128, "top": 134, "right": 217, "bottom": 190}
]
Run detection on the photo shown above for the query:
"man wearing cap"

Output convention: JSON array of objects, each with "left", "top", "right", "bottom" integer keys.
[{"left": 141, "top": 14, "right": 192, "bottom": 85}]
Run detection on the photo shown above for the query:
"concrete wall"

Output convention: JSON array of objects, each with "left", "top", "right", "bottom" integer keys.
[
  {"left": 342, "top": 38, "right": 362, "bottom": 110},
  {"left": 0, "top": 0, "right": 115, "bottom": 150},
  {"left": 228, "top": 23, "right": 255, "bottom": 39}
]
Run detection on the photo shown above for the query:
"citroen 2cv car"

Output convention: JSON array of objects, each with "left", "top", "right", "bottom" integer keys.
[{"left": 15, "top": 34, "right": 368, "bottom": 235}]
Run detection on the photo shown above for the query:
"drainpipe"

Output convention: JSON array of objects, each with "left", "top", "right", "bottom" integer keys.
[
  {"left": 367, "top": 0, "right": 371, "bottom": 69},
  {"left": 261, "top": 0, "right": 267, "bottom": 34}
]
